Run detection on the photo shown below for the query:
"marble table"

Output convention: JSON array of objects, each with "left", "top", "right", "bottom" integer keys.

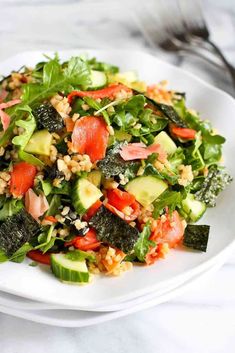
[{"left": 0, "top": 0, "right": 235, "bottom": 352}]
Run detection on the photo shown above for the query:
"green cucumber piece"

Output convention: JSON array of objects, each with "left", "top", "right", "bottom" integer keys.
[
  {"left": 182, "top": 193, "right": 206, "bottom": 222},
  {"left": 72, "top": 178, "right": 102, "bottom": 215},
  {"left": 25, "top": 129, "right": 52, "bottom": 156},
  {"left": 125, "top": 176, "right": 168, "bottom": 207},
  {"left": 87, "top": 170, "right": 102, "bottom": 187},
  {"left": 51, "top": 253, "right": 89, "bottom": 283},
  {"left": 154, "top": 131, "right": 177, "bottom": 155},
  {"left": 88, "top": 70, "right": 107, "bottom": 89},
  {"left": 113, "top": 71, "right": 138, "bottom": 83}
]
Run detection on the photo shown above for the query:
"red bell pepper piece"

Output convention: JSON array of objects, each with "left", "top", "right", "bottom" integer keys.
[{"left": 10, "top": 162, "right": 37, "bottom": 197}]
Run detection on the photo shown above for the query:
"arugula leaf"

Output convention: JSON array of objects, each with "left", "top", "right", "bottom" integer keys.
[
  {"left": 0, "top": 249, "right": 8, "bottom": 263},
  {"left": 88, "top": 57, "right": 119, "bottom": 73},
  {"left": 195, "top": 165, "right": 232, "bottom": 207},
  {"left": 65, "top": 249, "right": 95, "bottom": 262},
  {"left": 45, "top": 195, "right": 61, "bottom": 216},
  {"left": 36, "top": 225, "right": 58, "bottom": 253},
  {"left": 0, "top": 199, "right": 23, "bottom": 221},
  {"left": 174, "top": 99, "right": 225, "bottom": 144},
  {"left": 10, "top": 243, "right": 33, "bottom": 263},
  {"left": 22, "top": 56, "right": 91, "bottom": 106},
  {"left": 18, "top": 150, "right": 44, "bottom": 167},
  {"left": 12, "top": 107, "right": 36, "bottom": 149},
  {"left": 134, "top": 223, "right": 155, "bottom": 262},
  {"left": 153, "top": 190, "right": 182, "bottom": 219}
]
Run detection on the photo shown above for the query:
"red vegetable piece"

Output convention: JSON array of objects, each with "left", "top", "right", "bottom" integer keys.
[
  {"left": 70, "top": 116, "right": 109, "bottom": 162},
  {"left": 10, "top": 162, "right": 37, "bottom": 197}
]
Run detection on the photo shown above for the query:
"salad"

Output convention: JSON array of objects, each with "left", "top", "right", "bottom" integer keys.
[{"left": 0, "top": 54, "right": 232, "bottom": 284}]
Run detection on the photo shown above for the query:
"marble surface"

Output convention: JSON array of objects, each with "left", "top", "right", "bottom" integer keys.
[{"left": 0, "top": 0, "right": 235, "bottom": 352}]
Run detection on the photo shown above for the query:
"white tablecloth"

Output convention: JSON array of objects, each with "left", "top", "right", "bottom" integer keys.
[{"left": 0, "top": 1, "right": 235, "bottom": 352}]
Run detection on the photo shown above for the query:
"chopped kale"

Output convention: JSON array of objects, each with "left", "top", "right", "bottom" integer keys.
[
  {"left": 89, "top": 206, "right": 139, "bottom": 253},
  {"left": 0, "top": 209, "right": 41, "bottom": 257},
  {"left": 183, "top": 224, "right": 210, "bottom": 252},
  {"left": 33, "top": 103, "right": 64, "bottom": 132},
  {"left": 98, "top": 142, "right": 139, "bottom": 178},
  {"left": 195, "top": 165, "right": 232, "bottom": 207}
]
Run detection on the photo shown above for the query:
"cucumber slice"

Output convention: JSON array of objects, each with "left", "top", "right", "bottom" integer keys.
[
  {"left": 87, "top": 170, "right": 102, "bottom": 187},
  {"left": 114, "top": 71, "right": 138, "bottom": 84},
  {"left": 25, "top": 129, "right": 52, "bottom": 156},
  {"left": 72, "top": 178, "right": 102, "bottom": 215},
  {"left": 182, "top": 193, "right": 206, "bottom": 222},
  {"left": 154, "top": 131, "right": 177, "bottom": 155},
  {"left": 51, "top": 253, "right": 89, "bottom": 283},
  {"left": 88, "top": 70, "right": 107, "bottom": 89},
  {"left": 125, "top": 176, "right": 168, "bottom": 207}
]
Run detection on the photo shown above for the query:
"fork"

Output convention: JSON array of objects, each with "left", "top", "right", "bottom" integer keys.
[
  {"left": 134, "top": 0, "right": 235, "bottom": 87},
  {"left": 178, "top": 0, "right": 235, "bottom": 88}
]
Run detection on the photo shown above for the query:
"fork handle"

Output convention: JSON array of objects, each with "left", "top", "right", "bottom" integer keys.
[{"left": 205, "top": 39, "right": 235, "bottom": 89}]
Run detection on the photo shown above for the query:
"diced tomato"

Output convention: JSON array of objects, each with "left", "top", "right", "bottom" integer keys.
[
  {"left": 107, "top": 188, "right": 135, "bottom": 211},
  {"left": 70, "top": 116, "right": 109, "bottom": 162},
  {"left": 150, "top": 210, "right": 184, "bottom": 248},
  {"left": 27, "top": 250, "right": 51, "bottom": 265},
  {"left": 67, "top": 84, "right": 132, "bottom": 103},
  {"left": 65, "top": 229, "right": 101, "bottom": 251},
  {"left": 83, "top": 200, "right": 102, "bottom": 221},
  {"left": 44, "top": 215, "right": 57, "bottom": 223},
  {"left": 64, "top": 117, "right": 75, "bottom": 132},
  {"left": 10, "top": 162, "right": 37, "bottom": 197},
  {"left": 171, "top": 125, "right": 196, "bottom": 140}
]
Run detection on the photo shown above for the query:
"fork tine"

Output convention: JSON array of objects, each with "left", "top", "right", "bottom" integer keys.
[{"left": 178, "top": 0, "right": 209, "bottom": 38}]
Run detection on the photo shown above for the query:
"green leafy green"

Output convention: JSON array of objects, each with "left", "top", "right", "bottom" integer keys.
[
  {"left": 46, "top": 195, "right": 61, "bottom": 216},
  {"left": 0, "top": 199, "right": 23, "bottom": 221},
  {"left": 0, "top": 249, "right": 8, "bottom": 263},
  {"left": 12, "top": 106, "right": 36, "bottom": 149},
  {"left": 10, "top": 243, "right": 33, "bottom": 263},
  {"left": 36, "top": 225, "right": 56, "bottom": 253},
  {"left": 153, "top": 190, "right": 183, "bottom": 219},
  {"left": 88, "top": 57, "right": 119, "bottom": 74},
  {"left": 18, "top": 150, "right": 44, "bottom": 167},
  {"left": 65, "top": 249, "right": 95, "bottom": 262},
  {"left": 134, "top": 223, "right": 155, "bottom": 262}
]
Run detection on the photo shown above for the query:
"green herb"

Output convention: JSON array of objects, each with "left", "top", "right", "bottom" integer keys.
[
  {"left": 18, "top": 150, "right": 44, "bottom": 168},
  {"left": 195, "top": 165, "right": 232, "bottom": 207},
  {"left": 12, "top": 106, "right": 36, "bottom": 149},
  {"left": 183, "top": 224, "right": 210, "bottom": 252},
  {"left": 134, "top": 223, "right": 154, "bottom": 262},
  {"left": 88, "top": 57, "right": 119, "bottom": 74},
  {"left": 36, "top": 225, "right": 57, "bottom": 253},
  {"left": 46, "top": 195, "right": 61, "bottom": 216},
  {"left": 0, "top": 199, "right": 23, "bottom": 221},
  {"left": 153, "top": 190, "right": 183, "bottom": 219},
  {"left": 10, "top": 243, "right": 33, "bottom": 263},
  {"left": 65, "top": 249, "right": 95, "bottom": 262}
]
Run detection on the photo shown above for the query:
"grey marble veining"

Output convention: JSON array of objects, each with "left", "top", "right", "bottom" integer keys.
[{"left": 0, "top": 1, "right": 235, "bottom": 352}]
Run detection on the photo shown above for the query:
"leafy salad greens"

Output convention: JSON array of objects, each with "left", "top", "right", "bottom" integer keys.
[{"left": 0, "top": 54, "right": 232, "bottom": 284}]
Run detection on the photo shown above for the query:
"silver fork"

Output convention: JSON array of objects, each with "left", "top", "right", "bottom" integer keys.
[
  {"left": 134, "top": 0, "right": 222, "bottom": 68},
  {"left": 178, "top": 0, "right": 235, "bottom": 87},
  {"left": 134, "top": 0, "right": 235, "bottom": 85}
]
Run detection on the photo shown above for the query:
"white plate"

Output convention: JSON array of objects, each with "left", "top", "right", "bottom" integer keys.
[
  {"left": 0, "top": 261, "right": 224, "bottom": 327},
  {"left": 0, "top": 49, "right": 234, "bottom": 309}
]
